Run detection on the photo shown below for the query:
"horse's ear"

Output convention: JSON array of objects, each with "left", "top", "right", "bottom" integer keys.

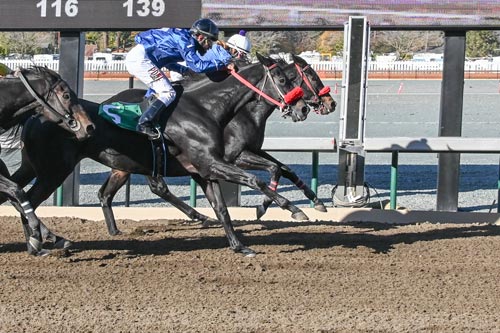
[
  {"left": 256, "top": 52, "right": 275, "bottom": 68},
  {"left": 292, "top": 54, "right": 308, "bottom": 67},
  {"left": 14, "top": 67, "right": 24, "bottom": 77},
  {"left": 256, "top": 52, "right": 264, "bottom": 63}
]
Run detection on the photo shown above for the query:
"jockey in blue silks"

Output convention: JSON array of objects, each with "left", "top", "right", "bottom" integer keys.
[{"left": 125, "top": 18, "right": 233, "bottom": 139}]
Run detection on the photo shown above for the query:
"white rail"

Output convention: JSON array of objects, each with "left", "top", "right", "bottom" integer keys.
[
  {"left": 364, "top": 137, "right": 500, "bottom": 153},
  {"left": 4, "top": 59, "right": 500, "bottom": 73}
]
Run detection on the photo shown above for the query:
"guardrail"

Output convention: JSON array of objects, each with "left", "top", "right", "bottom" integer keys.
[
  {"left": 4, "top": 59, "right": 500, "bottom": 78},
  {"left": 364, "top": 137, "right": 500, "bottom": 210}
]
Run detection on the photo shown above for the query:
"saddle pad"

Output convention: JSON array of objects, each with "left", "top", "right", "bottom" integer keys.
[{"left": 98, "top": 101, "right": 143, "bottom": 131}]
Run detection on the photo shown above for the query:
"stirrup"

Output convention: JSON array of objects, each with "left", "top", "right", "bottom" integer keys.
[
  {"left": 147, "top": 127, "right": 161, "bottom": 140},
  {"left": 137, "top": 123, "right": 161, "bottom": 140}
]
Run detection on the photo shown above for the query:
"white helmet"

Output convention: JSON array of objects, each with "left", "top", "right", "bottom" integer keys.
[{"left": 226, "top": 34, "right": 251, "bottom": 55}]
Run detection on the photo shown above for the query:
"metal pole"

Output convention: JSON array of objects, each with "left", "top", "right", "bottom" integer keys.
[
  {"left": 55, "top": 31, "right": 85, "bottom": 206},
  {"left": 437, "top": 31, "right": 466, "bottom": 211},
  {"left": 124, "top": 76, "right": 134, "bottom": 207},
  {"left": 56, "top": 187, "right": 63, "bottom": 206},
  {"left": 390, "top": 151, "right": 398, "bottom": 209},
  {"left": 310, "top": 151, "right": 319, "bottom": 207}
]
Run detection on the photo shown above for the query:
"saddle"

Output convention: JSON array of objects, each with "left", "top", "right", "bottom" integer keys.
[{"left": 98, "top": 99, "right": 167, "bottom": 177}]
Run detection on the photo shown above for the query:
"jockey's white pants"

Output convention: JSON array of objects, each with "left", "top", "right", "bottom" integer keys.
[{"left": 125, "top": 44, "right": 176, "bottom": 106}]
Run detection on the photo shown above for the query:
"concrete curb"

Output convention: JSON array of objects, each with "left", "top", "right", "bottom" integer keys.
[{"left": 0, "top": 206, "right": 499, "bottom": 225}]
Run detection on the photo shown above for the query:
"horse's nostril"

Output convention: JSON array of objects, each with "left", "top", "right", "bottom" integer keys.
[
  {"left": 301, "top": 106, "right": 308, "bottom": 115},
  {"left": 86, "top": 124, "right": 96, "bottom": 136}
]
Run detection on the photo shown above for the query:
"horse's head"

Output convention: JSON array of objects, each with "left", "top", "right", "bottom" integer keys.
[
  {"left": 290, "top": 54, "right": 337, "bottom": 115},
  {"left": 17, "top": 66, "right": 95, "bottom": 141},
  {"left": 256, "top": 53, "right": 309, "bottom": 122}
]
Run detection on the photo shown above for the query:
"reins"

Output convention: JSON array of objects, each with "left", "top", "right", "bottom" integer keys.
[
  {"left": 229, "top": 64, "right": 304, "bottom": 114},
  {"left": 17, "top": 69, "right": 79, "bottom": 130}
]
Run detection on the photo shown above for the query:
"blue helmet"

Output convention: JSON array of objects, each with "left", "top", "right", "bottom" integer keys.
[{"left": 190, "top": 18, "right": 219, "bottom": 41}]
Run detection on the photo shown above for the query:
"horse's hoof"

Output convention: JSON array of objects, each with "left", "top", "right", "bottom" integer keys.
[
  {"left": 314, "top": 203, "right": 327, "bottom": 212},
  {"left": 291, "top": 211, "right": 309, "bottom": 221},
  {"left": 201, "top": 218, "right": 219, "bottom": 229},
  {"left": 235, "top": 247, "right": 256, "bottom": 257},
  {"left": 54, "top": 237, "right": 73, "bottom": 249},
  {"left": 109, "top": 230, "right": 122, "bottom": 236},
  {"left": 27, "top": 237, "right": 51, "bottom": 257},
  {"left": 28, "top": 236, "right": 43, "bottom": 254},
  {"left": 35, "top": 249, "right": 52, "bottom": 257},
  {"left": 256, "top": 205, "right": 266, "bottom": 220}
]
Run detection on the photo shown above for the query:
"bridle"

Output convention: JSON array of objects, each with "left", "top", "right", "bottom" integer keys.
[
  {"left": 293, "top": 63, "right": 331, "bottom": 113},
  {"left": 18, "top": 68, "right": 81, "bottom": 131},
  {"left": 229, "top": 63, "right": 304, "bottom": 118}
]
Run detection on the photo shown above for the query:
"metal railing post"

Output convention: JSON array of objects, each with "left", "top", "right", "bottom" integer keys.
[
  {"left": 390, "top": 151, "right": 399, "bottom": 209},
  {"left": 310, "top": 151, "right": 319, "bottom": 207}
]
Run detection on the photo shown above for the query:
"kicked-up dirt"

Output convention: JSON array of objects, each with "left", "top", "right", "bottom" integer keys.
[{"left": 0, "top": 215, "right": 499, "bottom": 333}]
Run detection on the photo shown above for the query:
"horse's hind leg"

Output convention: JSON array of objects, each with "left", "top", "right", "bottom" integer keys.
[
  {"left": 98, "top": 169, "right": 130, "bottom": 235},
  {"left": 146, "top": 175, "right": 215, "bottom": 225},
  {"left": 193, "top": 175, "right": 255, "bottom": 257}
]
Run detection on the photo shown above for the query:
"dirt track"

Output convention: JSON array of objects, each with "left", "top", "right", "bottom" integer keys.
[{"left": 0, "top": 215, "right": 499, "bottom": 333}]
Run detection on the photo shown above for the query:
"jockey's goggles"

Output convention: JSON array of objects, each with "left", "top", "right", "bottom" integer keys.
[{"left": 200, "top": 35, "right": 217, "bottom": 47}]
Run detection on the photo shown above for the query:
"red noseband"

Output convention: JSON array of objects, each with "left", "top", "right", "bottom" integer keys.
[
  {"left": 318, "top": 86, "right": 331, "bottom": 96},
  {"left": 283, "top": 87, "right": 304, "bottom": 104}
]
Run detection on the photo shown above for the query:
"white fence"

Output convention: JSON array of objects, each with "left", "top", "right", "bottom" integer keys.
[
  {"left": 2, "top": 59, "right": 127, "bottom": 72},
  {"left": 4, "top": 59, "right": 500, "bottom": 74}
]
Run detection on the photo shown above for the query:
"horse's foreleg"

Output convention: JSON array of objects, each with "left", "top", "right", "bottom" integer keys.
[
  {"left": 146, "top": 175, "right": 215, "bottom": 225},
  {"left": 98, "top": 169, "right": 130, "bottom": 235},
  {"left": 0, "top": 173, "right": 47, "bottom": 255},
  {"left": 22, "top": 171, "right": 74, "bottom": 251},
  {"left": 203, "top": 161, "right": 309, "bottom": 221},
  {"left": 193, "top": 175, "right": 255, "bottom": 257},
  {"left": 254, "top": 150, "right": 327, "bottom": 214}
]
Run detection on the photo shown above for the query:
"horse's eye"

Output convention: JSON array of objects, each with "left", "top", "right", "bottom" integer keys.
[{"left": 63, "top": 93, "right": 70, "bottom": 100}]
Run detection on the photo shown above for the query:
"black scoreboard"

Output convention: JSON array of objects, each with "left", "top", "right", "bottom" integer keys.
[{"left": 0, "top": 0, "right": 201, "bottom": 31}]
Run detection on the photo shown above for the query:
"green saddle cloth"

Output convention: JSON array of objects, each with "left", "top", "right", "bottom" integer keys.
[{"left": 98, "top": 102, "right": 143, "bottom": 131}]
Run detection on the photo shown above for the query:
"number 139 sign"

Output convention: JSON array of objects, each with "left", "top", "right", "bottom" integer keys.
[{"left": 36, "top": 0, "right": 166, "bottom": 18}]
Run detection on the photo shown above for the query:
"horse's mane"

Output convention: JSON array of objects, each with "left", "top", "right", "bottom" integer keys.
[
  {"left": 275, "top": 58, "right": 289, "bottom": 66},
  {"left": 19, "top": 66, "right": 60, "bottom": 80}
]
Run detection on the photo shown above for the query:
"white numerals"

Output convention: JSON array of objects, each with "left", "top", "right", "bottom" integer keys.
[
  {"left": 36, "top": 0, "right": 79, "bottom": 17},
  {"left": 123, "top": 0, "right": 165, "bottom": 17}
]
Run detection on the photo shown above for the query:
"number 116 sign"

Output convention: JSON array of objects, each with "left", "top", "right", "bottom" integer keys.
[{"left": 0, "top": 0, "right": 201, "bottom": 31}]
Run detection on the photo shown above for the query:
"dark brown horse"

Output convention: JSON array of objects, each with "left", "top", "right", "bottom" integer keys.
[
  {"left": 12, "top": 54, "right": 309, "bottom": 256},
  {"left": 0, "top": 66, "right": 95, "bottom": 255}
]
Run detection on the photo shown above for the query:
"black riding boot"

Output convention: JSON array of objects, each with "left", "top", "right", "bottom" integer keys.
[{"left": 136, "top": 99, "right": 166, "bottom": 139}]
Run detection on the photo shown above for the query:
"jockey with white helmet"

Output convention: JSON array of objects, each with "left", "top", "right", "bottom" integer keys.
[{"left": 226, "top": 30, "right": 252, "bottom": 60}]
